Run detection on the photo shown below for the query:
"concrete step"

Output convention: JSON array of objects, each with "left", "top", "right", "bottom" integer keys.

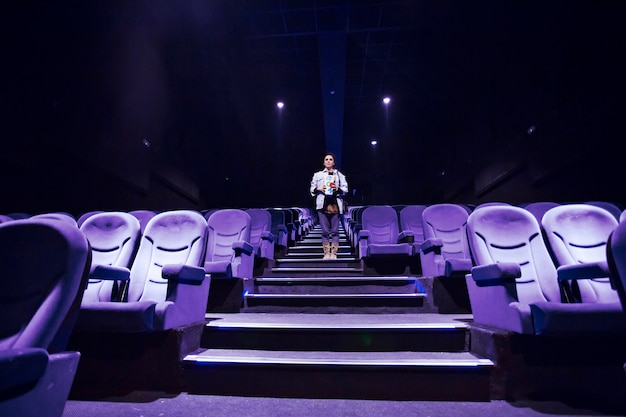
[
  {"left": 181, "top": 313, "right": 493, "bottom": 401},
  {"left": 182, "top": 349, "right": 493, "bottom": 400}
]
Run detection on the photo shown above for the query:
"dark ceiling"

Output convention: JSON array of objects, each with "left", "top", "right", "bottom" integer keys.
[{"left": 3, "top": 1, "right": 626, "bottom": 211}]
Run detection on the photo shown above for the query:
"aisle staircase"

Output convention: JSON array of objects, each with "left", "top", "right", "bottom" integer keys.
[
  {"left": 244, "top": 222, "right": 427, "bottom": 313},
  {"left": 181, "top": 220, "right": 495, "bottom": 401}
]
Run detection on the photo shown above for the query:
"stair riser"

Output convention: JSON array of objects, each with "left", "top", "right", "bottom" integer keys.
[
  {"left": 201, "top": 328, "right": 470, "bottom": 352},
  {"left": 251, "top": 283, "right": 419, "bottom": 295},
  {"left": 267, "top": 270, "right": 364, "bottom": 277},
  {"left": 274, "top": 261, "right": 361, "bottom": 268},
  {"left": 181, "top": 364, "right": 492, "bottom": 401},
  {"left": 244, "top": 296, "right": 426, "bottom": 311}
]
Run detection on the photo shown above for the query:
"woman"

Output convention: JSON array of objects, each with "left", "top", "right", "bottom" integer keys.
[{"left": 310, "top": 152, "right": 349, "bottom": 259}]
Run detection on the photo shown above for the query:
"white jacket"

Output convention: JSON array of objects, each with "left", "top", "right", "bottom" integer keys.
[{"left": 310, "top": 168, "right": 349, "bottom": 214}]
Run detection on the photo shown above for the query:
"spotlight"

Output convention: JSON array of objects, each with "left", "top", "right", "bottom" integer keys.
[
  {"left": 276, "top": 101, "right": 284, "bottom": 109},
  {"left": 382, "top": 97, "right": 391, "bottom": 105},
  {"left": 371, "top": 139, "right": 378, "bottom": 146}
]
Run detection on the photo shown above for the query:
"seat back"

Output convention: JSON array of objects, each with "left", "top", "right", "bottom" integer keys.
[
  {"left": 6, "top": 212, "right": 31, "bottom": 220},
  {"left": 77, "top": 210, "right": 104, "bottom": 227},
  {"left": 542, "top": 204, "right": 619, "bottom": 303},
  {"left": 422, "top": 203, "right": 471, "bottom": 261},
  {"left": 521, "top": 202, "right": 560, "bottom": 224},
  {"left": 245, "top": 208, "right": 273, "bottom": 258},
  {"left": 399, "top": 205, "right": 427, "bottom": 244},
  {"left": 127, "top": 210, "right": 207, "bottom": 303},
  {"left": 467, "top": 205, "right": 561, "bottom": 304},
  {"left": 0, "top": 218, "right": 90, "bottom": 352},
  {"left": 0, "top": 214, "right": 14, "bottom": 224},
  {"left": 267, "top": 209, "right": 288, "bottom": 249},
  {"left": 361, "top": 205, "right": 400, "bottom": 244},
  {"left": 607, "top": 220, "right": 626, "bottom": 308},
  {"left": 79, "top": 212, "right": 141, "bottom": 302},
  {"left": 29, "top": 212, "right": 78, "bottom": 227},
  {"left": 128, "top": 209, "right": 158, "bottom": 233},
  {"left": 205, "top": 209, "right": 252, "bottom": 262},
  {"left": 585, "top": 201, "right": 622, "bottom": 221},
  {"left": 473, "top": 202, "right": 512, "bottom": 211}
]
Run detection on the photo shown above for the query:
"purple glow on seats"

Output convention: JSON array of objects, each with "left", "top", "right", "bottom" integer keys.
[
  {"left": 77, "top": 210, "right": 210, "bottom": 332},
  {"left": 466, "top": 205, "right": 625, "bottom": 335},
  {"left": 542, "top": 204, "right": 619, "bottom": 303},
  {"left": 0, "top": 217, "right": 90, "bottom": 416}
]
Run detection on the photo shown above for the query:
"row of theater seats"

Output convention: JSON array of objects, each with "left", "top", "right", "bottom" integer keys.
[
  {"left": 344, "top": 200, "right": 624, "bottom": 269},
  {"left": 343, "top": 200, "right": 626, "bottom": 336},
  {"left": 0, "top": 206, "right": 316, "bottom": 417},
  {"left": 0, "top": 206, "right": 318, "bottom": 258}
]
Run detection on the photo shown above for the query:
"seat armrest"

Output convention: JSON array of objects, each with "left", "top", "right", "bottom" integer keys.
[
  {"left": 398, "top": 230, "right": 414, "bottom": 244},
  {"left": 232, "top": 241, "right": 254, "bottom": 256},
  {"left": 0, "top": 348, "right": 49, "bottom": 391},
  {"left": 162, "top": 264, "right": 206, "bottom": 285},
  {"left": 357, "top": 229, "right": 370, "bottom": 240},
  {"left": 557, "top": 261, "right": 609, "bottom": 281},
  {"left": 471, "top": 262, "right": 521, "bottom": 285},
  {"left": 261, "top": 230, "right": 275, "bottom": 243},
  {"left": 357, "top": 229, "right": 370, "bottom": 259},
  {"left": 420, "top": 238, "right": 443, "bottom": 255},
  {"left": 89, "top": 264, "right": 131, "bottom": 281}
]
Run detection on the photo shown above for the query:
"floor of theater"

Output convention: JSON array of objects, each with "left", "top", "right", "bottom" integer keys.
[
  {"left": 62, "top": 391, "right": 623, "bottom": 417},
  {"left": 63, "top": 313, "right": 626, "bottom": 417}
]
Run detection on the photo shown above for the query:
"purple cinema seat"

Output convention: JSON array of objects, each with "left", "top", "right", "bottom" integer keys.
[
  {"left": 520, "top": 201, "right": 560, "bottom": 224},
  {"left": 0, "top": 217, "right": 90, "bottom": 417},
  {"left": 542, "top": 204, "right": 619, "bottom": 303},
  {"left": 204, "top": 209, "right": 254, "bottom": 280},
  {"left": 30, "top": 212, "right": 78, "bottom": 227},
  {"left": 347, "top": 205, "right": 366, "bottom": 249},
  {"left": 76, "top": 210, "right": 104, "bottom": 228},
  {"left": 276, "top": 208, "right": 298, "bottom": 246},
  {"left": 289, "top": 208, "right": 305, "bottom": 241},
  {"left": 341, "top": 205, "right": 357, "bottom": 235},
  {"left": 267, "top": 209, "right": 289, "bottom": 253},
  {"left": 466, "top": 205, "right": 625, "bottom": 335},
  {"left": 6, "top": 212, "right": 31, "bottom": 220},
  {"left": 399, "top": 205, "right": 428, "bottom": 256},
  {"left": 291, "top": 207, "right": 309, "bottom": 236},
  {"left": 0, "top": 214, "right": 14, "bottom": 224},
  {"left": 607, "top": 220, "right": 626, "bottom": 309},
  {"left": 79, "top": 212, "right": 141, "bottom": 303},
  {"left": 473, "top": 202, "right": 512, "bottom": 211},
  {"left": 128, "top": 209, "right": 157, "bottom": 234},
  {"left": 357, "top": 205, "right": 413, "bottom": 260},
  {"left": 202, "top": 208, "right": 219, "bottom": 222},
  {"left": 76, "top": 210, "right": 209, "bottom": 332},
  {"left": 584, "top": 201, "right": 623, "bottom": 222},
  {"left": 419, "top": 203, "right": 473, "bottom": 278},
  {"left": 245, "top": 208, "right": 275, "bottom": 262},
  {"left": 299, "top": 207, "right": 315, "bottom": 233}
]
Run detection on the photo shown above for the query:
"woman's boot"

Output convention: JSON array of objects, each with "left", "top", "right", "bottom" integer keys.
[
  {"left": 323, "top": 242, "right": 331, "bottom": 259},
  {"left": 330, "top": 242, "right": 339, "bottom": 260}
]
